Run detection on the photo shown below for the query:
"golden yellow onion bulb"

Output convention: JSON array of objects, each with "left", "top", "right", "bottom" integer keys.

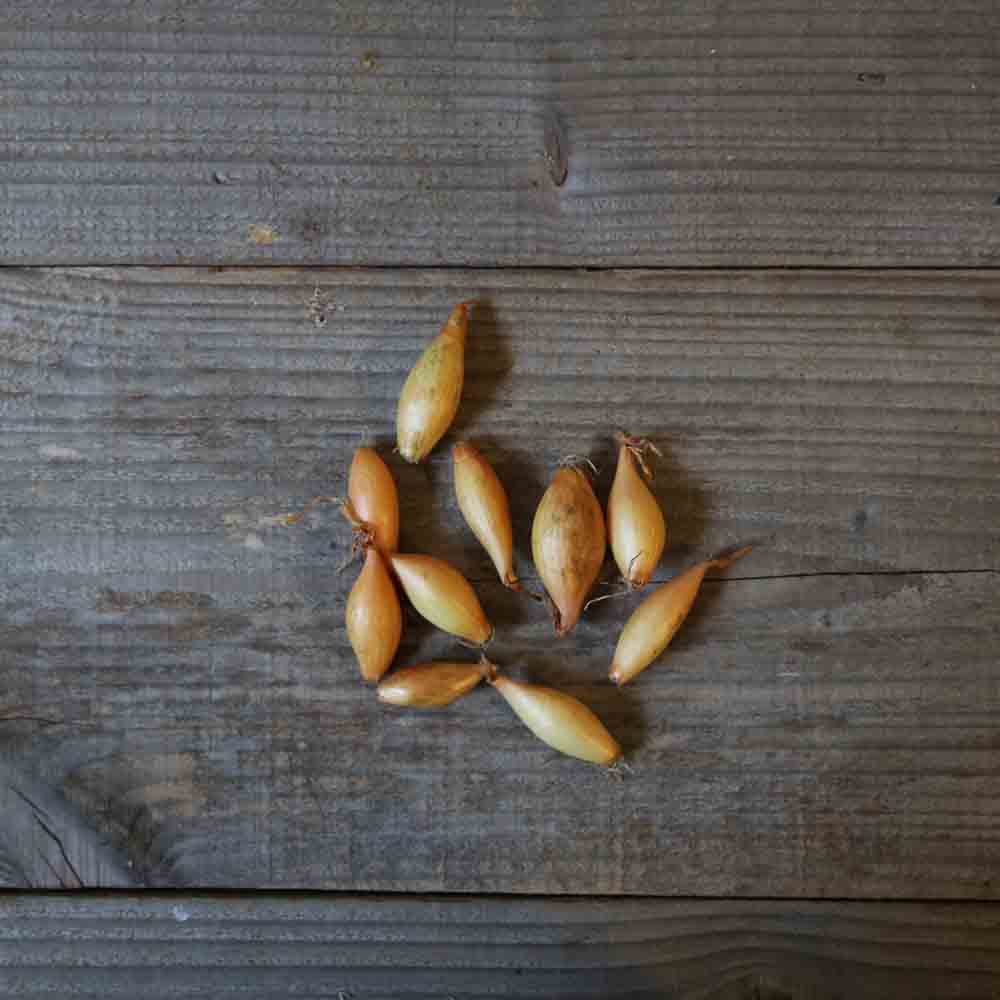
[
  {"left": 610, "top": 546, "right": 752, "bottom": 686},
  {"left": 485, "top": 664, "right": 621, "bottom": 765},
  {"left": 377, "top": 661, "right": 484, "bottom": 708},
  {"left": 347, "top": 446, "right": 399, "bottom": 553},
  {"left": 453, "top": 441, "right": 519, "bottom": 590},
  {"left": 606, "top": 434, "right": 666, "bottom": 588},
  {"left": 345, "top": 545, "right": 402, "bottom": 683},
  {"left": 531, "top": 466, "right": 606, "bottom": 636},
  {"left": 396, "top": 301, "right": 476, "bottom": 463},
  {"left": 389, "top": 553, "right": 492, "bottom": 644}
]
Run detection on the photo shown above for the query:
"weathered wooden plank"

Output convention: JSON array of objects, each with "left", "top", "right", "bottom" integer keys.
[
  {"left": 1, "top": 267, "right": 997, "bottom": 577},
  {"left": 3, "top": 570, "right": 998, "bottom": 895},
  {"left": 2, "top": 896, "right": 1000, "bottom": 999},
  {"left": 1, "top": 266, "right": 998, "bottom": 894},
  {"left": 2, "top": 1, "right": 999, "bottom": 265}
]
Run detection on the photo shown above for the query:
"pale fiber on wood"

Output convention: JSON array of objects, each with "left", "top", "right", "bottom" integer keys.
[
  {"left": 2, "top": 896, "right": 1000, "bottom": 999},
  {"left": 0, "top": 267, "right": 998, "bottom": 894},
  {"left": 2, "top": 0, "right": 999, "bottom": 265}
]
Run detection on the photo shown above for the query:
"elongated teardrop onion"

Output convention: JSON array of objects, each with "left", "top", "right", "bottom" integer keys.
[
  {"left": 486, "top": 667, "right": 621, "bottom": 765},
  {"left": 396, "top": 301, "right": 476, "bottom": 463},
  {"left": 607, "top": 435, "right": 666, "bottom": 588},
  {"left": 531, "top": 466, "right": 606, "bottom": 636},
  {"left": 453, "top": 441, "right": 519, "bottom": 590},
  {"left": 610, "top": 546, "right": 753, "bottom": 686},
  {"left": 346, "top": 545, "right": 403, "bottom": 682},
  {"left": 390, "top": 553, "right": 492, "bottom": 644},
  {"left": 347, "top": 446, "right": 399, "bottom": 553},
  {"left": 378, "top": 661, "right": 484, "bottom": 708}
]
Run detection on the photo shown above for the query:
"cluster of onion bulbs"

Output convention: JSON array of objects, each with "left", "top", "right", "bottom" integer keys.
[{"left": 303, "top": 302, "right": 750, "bottom": 767}]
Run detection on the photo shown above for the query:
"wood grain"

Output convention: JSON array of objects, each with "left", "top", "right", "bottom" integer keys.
[
  {"left": 0, "top": 762, "right": 136, "bottom": 890},
  {"left": 2, "top": 896, "right": 1000, "bottom": 999},
  {"left": 1, "top": 266, "right": 998, "bottom": 894},
  {"left": 1, "top": 266, "right": 997, "bottom": 578},
  {"left": 3, "top": 1, "right": 999, "bottom": 265}
]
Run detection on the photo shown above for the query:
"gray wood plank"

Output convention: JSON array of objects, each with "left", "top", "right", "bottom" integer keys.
[
  {"left": 2, "top": 0, "right": 999, "bottom": 265},
  {"left": 1, "top": 266, "right": 999, "bottom": 895},
  {"left": 2, "top": 895, "right": 1000, "bottom": 999},
  {"left": 3, "top": 266, "right": 999, "bottom": 579}
]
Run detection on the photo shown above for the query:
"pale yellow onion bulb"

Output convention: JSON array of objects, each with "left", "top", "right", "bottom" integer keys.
[
  {"left": 396, "top": 301, "right": 476, "bottom": 463},
  {"left": 347, "top": 446, "right": 399, "bottom": 553},
  {"left": 377, "top": 661, "right": 484, "bottom": 708},
  {"left": 346, "top": 545, "right": 403, "bottom": 682},
  {"left": 485, "top": 666, "right": 621, "bottom": 765},
  {"left": 610, "top": 545, "right": 752, "bottom": 686},
  {"left": 531, "top": 466, "right": 606, "bottom": 636},
  {"left": 607, "top": 435, "right": 666, "bottom": 588},
  {"left": 389, "top": 553, "right": 492, "bottom": 644},
  {"left": 453, "top": 441, "right": 519, "bottom": 590}
]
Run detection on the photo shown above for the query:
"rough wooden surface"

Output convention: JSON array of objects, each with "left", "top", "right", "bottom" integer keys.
[
  {"left": 1, "top": 267, "right": 998, "bottom": 894},
  {"left": 3, "top": 1, "right": 999, "bottom": 266},
  {"left": 3, "top": 266, "right": 999, "bottom": 578},
  {"left": 2, "top": 896, "right": 1000, "bottom": 999}
]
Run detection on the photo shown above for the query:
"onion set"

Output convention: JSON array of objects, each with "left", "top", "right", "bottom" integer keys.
[
  {"left": 377, "top": 661, "right": 484, "bottom": 708},
  {"left": 607, "top": 434, "right": 666, "bottom": 588},
  {"left": 483, "top": 659, "right": 621, "bottom": 765},
  {"left": 390, "top": 552, "right": 492, "bottom": 644},
  {"left": 610, "top": 545, "right": 753, "bottom": 686},
  {"left": 346, "top": 544, "right": 402, "bottom": 682},
  {"left": 532, "top": 465, "right": 606, "bottom": 636},
  {"left": 287, "top": 286, "right": 765, "bottom": 769},
  {"left": 347, "top": 446, "right": 399, "bottom": 553},
  {"left": 396, "top": 301, "right": 477, "bottom": 463},
  {"left": 453, "top": 441, "right": 520, "bottom": 590}
]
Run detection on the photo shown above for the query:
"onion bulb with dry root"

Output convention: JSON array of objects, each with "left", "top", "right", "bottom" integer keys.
[
  {"left": 346, "top": 544, "right": 403, "bottom": 683},
  {"left": 347, "top": 446, "right": 399, "bottom": 553},
  {"left": 396, "top": 301, "right": 476, "bottom": 463},
  {"left": 607, "top": 434, "right": 665, "bottom": 588},
  {"left": 484, "top": 660, "right": 621, "bottom": 765},
  {"left": 377, "top": 661, "right": 484, "bottom": 708},
  {"left": 389, "top": 553, "right": 492, "bottom": 644},
  {"left": 610, "top": 545, "right": 752, "bottom": 686},
  {"left": 532, "top": 465, "right": 606, "bottom": 636},
  {"left": 453, "top": 441, "right": 519, "bottom": 590}
]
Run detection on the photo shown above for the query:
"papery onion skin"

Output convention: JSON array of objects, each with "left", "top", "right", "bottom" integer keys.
[
  {"left": 453, "top": 441, "right": 519, "bottom": 590},
  {"left": 378, "top": 661, "right": 484, "bottom": 708},
  {"left": 607, "top": 436, "right": 666, "bottom": 588},
  {"left": 396, "top": 302, "right": 476, "bottom": 463},
  {"left": 346, "top": 545, "right": 403, "bottom": 682},
  {"left": 389, "top": 553, "right": 493, "bottom": 644},
  {"left": 487, "top": 669, "right": 622, "bottom": 765},
  {"left": 348, "top": 446, "right": 399, "bottom": 554},
  {"left": 531, "top": 466, "right": 606, "bottom": 636},
  {"left": 610, "top": 545, "right": 753, "bottom": 686}
]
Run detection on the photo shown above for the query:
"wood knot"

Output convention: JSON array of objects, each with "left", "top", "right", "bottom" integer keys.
[{"left": 543, "top": 113, "right": 568, "bottom": 187}]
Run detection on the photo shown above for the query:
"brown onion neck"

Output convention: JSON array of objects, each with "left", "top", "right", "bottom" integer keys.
[
  {"left": 443, "top": 300, "right": 479, "bottom": 341},
  {"left": 479, "top": 655, "right": 499, "bottom": 684},
  {"left": 711, "top": 544, "right": 753, "bottom": 571}
]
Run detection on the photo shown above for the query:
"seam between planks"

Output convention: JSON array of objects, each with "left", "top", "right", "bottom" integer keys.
[{"left": 4, "top": 264, "right": 1000, "bottom": 273}]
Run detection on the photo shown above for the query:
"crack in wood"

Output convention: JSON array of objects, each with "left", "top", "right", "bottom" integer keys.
[
  {"left": 10, "top": 786, "right": 86, "bottom": 888},
  {"left": 0, "top": 762, "right": 138, "bottom": 890}
]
